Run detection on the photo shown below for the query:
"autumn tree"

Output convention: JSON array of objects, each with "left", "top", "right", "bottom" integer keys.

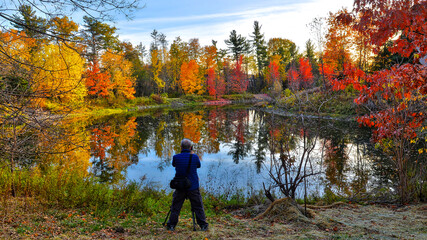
[
  {"left": 120, "top": 41, "right": 148, "bottom": 97},
  {"left": 332, "top": 0, "right": 427, "bottom": 203},
  {"left": 201, "top": 45, "right": 217, "bottom": 72},
  {"left": 180, "top": 59, "right": 204, "bottom": 95},
  {"left": 34, "top": 43, "right": 87, "bottom": 106},
  {"left": 206, "top": 67, "right": 225, "bottom": 99},
  {"left": 101, "top": 50, "right": 136, "bottom": 99},
  {"left": 169, "top": 37, "right": 189, "bottom": 93},
  {"left": 188, "top": 38, "right": 201, "bottom": 61},
  {"left": 48, "top": 16, "right": 79, "bottom": 40},
  {"left": 298, "top": 58, "right": 314, "bottom": 89},
  {"left": 150, "top": 48, "right": 164, "bottom": 93},
  {"left": 206, "top": 67, "right": 216, "bottom": 98},
  {"left": 85, "top": 61, "right": 112, "bottom": 98},
  {"left": 323, "top": 9, "right": 354, "bottom": 72},
  {"left": 228, "top": 56, "right": 248, "bottom": 94},
  {"left": 265, "top": 59, "right": 282, "bottom": 98},
  {"left": 287, "top": 66, "right": 299, "bottom": 91},
  {"left": 267, "top": 38, "right": 299, "bottom": 66}
]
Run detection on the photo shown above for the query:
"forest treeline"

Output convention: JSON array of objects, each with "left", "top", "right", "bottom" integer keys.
[{"left": 0, "top": 4, "right": 405, "bottom": 107}]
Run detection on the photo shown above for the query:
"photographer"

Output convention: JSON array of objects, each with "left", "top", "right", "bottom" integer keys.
[{"left": 166, "top": 138, "right": 209, "bottom": 231}]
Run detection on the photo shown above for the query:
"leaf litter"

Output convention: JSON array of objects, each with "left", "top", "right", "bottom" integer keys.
[{"left": 1, "top": 197, "right": 426, "bottom": 239}]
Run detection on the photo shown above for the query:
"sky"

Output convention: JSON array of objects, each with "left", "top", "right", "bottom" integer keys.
[{"left": 116, "top": 0, "right": 355, "bottom": 52}]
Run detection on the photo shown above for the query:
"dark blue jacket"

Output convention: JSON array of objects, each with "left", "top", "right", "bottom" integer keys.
[{"left": 172, "top": 149, "right": 201, "bottom": 191}]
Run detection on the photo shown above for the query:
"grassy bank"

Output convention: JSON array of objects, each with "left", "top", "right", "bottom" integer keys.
[
  {"left": 63, "top": 90, "right": 359, "bottom": 120},
  {"left": 276, "top": 90, "right": 360, "bottom": 118},
  {"left": 0, "top": 163, "right": 258, "bottom": 218},
  {"left": 64, "top": 93, "right": 257, "bottom": 119}
]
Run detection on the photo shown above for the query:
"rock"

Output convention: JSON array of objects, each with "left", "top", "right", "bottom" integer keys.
[{"left": 170, "top": 100, "right": 186, "bottom": 108}]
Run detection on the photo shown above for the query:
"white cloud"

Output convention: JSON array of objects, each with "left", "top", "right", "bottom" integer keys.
[{"left": 118, "top": 0, "right": 354, "bottom": 52}]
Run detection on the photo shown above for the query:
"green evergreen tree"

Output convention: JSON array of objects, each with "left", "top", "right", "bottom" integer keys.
[
  {"left": 305, "top": 39, "right": 319, "bottom": 82},
  {"left": 82, "top": 16, "right": 120, "bottom": 61},
  {"left": 12, "top": 5, "right": 47, "bottom": 38},
  {"left": 250, "top": 21, "right": 268, "bottom": 77},
  {"left": 225, "top": 30, "right": 250, "bottom": 62}
]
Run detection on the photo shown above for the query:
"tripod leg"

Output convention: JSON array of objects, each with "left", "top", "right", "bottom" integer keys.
[
  {"left": 192, "top": 210, "right": 197, "bottom": 231},
  {"left": 163, "top": 208, "right": 171, "bottom": 227}
]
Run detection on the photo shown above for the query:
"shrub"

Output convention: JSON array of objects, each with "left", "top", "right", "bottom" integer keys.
[{"left": 150, "top": 94, "right": 164, "bottom": 104}]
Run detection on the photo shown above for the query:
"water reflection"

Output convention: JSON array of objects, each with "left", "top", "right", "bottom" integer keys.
[
  {"left": 15, "top": 107, "right": 392, "bottom": 198},
  {"left": 85, "top": 108, "right": 387, "bottom": 197}
]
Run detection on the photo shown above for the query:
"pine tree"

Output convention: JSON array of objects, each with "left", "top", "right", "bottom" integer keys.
[
  {"left": 250, "top": 21, "right": 268, "bottom": 76},
  {"left": 225, "top": 30, "right": 250, "bottom": 62}
]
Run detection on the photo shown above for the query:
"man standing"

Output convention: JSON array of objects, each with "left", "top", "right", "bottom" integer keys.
[{"left": 166, "top": 138, "right": 209, "bottom": 231}]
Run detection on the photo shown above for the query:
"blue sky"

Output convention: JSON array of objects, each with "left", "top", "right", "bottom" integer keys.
[{"left": 116, "top": 0, "right": 354, "bottom": 51}]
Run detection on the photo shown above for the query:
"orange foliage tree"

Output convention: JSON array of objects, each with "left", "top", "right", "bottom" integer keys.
[
  {"left": 180, "top": 59, "right": 204, "bottom": 95},
  {"left": 85, "top": 61, "right": 113, "bottom": 98},
  {"left": 324, "top": 9, "right": 354, "bottom": 72}
]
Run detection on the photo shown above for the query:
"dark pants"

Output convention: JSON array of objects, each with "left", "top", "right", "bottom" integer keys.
[{"left": 167, "top": 189, "right": 208, "bottom": 227}]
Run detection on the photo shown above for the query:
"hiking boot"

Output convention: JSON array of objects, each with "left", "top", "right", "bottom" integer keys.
[
  {"left": 166, "top": 225, "right": 175, "bottom": 231},
  {"left": 200, "top": 224, "right": 209, "bottom": 231}
]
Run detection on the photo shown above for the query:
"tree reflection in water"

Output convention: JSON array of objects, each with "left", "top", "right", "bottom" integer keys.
[{"left": 31, "top": 107, "right": 398, "bottom": 198}]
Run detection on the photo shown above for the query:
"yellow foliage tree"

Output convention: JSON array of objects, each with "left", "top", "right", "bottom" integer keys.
[
  {"left": 180, "top": 60, "right": 204, "bottom": 95},
  {"left": 150, "top": 49, "right": 164, "bottom": 92},
  {"left": 34, "top": 43, "right": 86, "bottom": 107}
]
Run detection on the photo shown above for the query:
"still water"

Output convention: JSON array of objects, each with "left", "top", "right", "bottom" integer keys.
[{"left": 88, "top": 106, "right": 390, "bottom": 199}]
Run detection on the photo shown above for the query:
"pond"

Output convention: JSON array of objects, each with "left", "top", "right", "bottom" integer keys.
[{"left": 82, "top": 106, "right": 392, "bottom": 199}]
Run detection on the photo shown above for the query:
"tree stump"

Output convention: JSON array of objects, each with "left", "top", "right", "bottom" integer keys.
[{"left": 254, "top": 197, "right": 316, "bottom": 223}]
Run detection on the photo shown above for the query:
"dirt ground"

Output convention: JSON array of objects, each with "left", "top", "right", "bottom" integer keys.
[{"left": 1, "top": 198, "right": 426, "bottom": 239}]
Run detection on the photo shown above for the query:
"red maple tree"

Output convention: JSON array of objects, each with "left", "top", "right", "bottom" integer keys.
[
  {"left": 287, "top": 65, "right": 299, "bottom": 91},
  {"left": 228, "top": 56, "right": 248, "bottom": 94},
  {"left": 299, "top": 58, "right": 314, "bottom": 89},
  {"left": 266, "top": 61, "right": 280, "bottom": 86},
  {"left": 331, "top": 0, "right": 427, "bottom": 203}
]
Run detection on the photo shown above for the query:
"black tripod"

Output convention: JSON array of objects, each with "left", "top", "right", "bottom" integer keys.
[{"left": 163, "top": 200, "right": 197, "bottom": 231}]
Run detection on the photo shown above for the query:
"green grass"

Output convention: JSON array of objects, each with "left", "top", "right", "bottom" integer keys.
[
  {"left": 0, "top": 162, "right": 256, "bottom": 221},
  {"left": 277, "top": 90, "right": 358, "bottom": 116}
]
